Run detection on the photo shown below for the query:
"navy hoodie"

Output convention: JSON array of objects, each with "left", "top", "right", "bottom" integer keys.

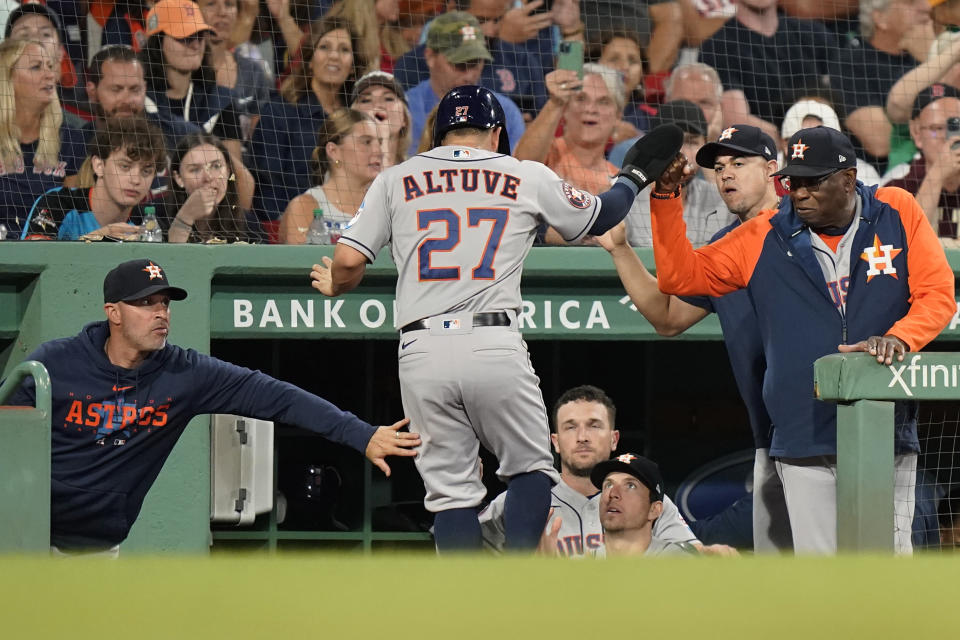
[{"left": 8, "top": 321, "right": 377, "bottom": 551}]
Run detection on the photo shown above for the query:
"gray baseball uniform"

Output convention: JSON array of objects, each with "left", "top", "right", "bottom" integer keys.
[
  {"left": 340, "top": 146, "right": 601, "bottom": 511},
  {"left": 479, "top": 478, "right": 699, "bottom": 556}
]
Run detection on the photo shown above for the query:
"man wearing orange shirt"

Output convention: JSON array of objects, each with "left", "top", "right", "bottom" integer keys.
[{"left": 648, "top": 126, "right": 956, "bottom": 554}]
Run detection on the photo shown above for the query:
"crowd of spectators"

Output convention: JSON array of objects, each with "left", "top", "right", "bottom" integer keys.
[{"left": 1, "top": 0, "right": 960, "bottom": 248}]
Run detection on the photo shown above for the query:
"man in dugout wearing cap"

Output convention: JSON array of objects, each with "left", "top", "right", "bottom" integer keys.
[
  {"left": 3, "top": 258, "right": 420, "bottom": 555},
  {"left": 647, "top": 125, "right": 956, "bottom": 554},
  {"left": 588, "top": 453, "right": 694, "bottom": 557}
]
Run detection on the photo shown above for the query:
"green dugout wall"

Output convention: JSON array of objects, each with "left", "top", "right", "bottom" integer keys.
[{"left": 2, "top": 244, "right": 959, "bottom": 552}]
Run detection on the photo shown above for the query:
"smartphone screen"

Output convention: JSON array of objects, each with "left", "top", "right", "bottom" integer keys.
[{"left": 557, "top": 41, "right": 584, "bottom": 80}]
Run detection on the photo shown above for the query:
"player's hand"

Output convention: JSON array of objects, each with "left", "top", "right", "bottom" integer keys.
[
  {"left": 310, "top": 257, "right": 336, "bottom": 296},
  {"left": 365, "top": 418, "right": 420, "bottom": 477},
  {"left": 838, "top": 335, "right": 908, "bottom": 365},
  {"left": 654, "top": 153, "right": 693, "bottom": 195},
  {"left": 499, "top": 0, "right": 553, "bottom": 44},
  {"left": 694, "top": 542, "right": 740, "bottom": 557},
  {"left": 536, "top": 508, "right": 562, "bottom": 556},
  {"left": 545, "top": 69, "right": 581, "bottom": 106},
  {"left": 597, "top": 221, "right": 628, "bottom": 253}
]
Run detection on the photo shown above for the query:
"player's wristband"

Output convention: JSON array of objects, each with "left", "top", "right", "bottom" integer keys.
[{"left": 650, "top": 186, "right": 681, "bottom": 200}]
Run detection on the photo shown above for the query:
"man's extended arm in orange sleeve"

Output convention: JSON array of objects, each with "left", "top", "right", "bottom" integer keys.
[{"left": 649, "top": 190, "right": 767, "bottom": 297}]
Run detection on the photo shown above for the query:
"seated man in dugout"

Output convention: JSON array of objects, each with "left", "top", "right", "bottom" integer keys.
[
  {"left": 21, "top": 117, "right": 165, "bottom": 241},
  {"left": 589, "top": 453, "right": 698, "bottom": 558}
]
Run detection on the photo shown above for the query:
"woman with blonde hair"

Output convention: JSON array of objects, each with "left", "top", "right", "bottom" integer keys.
[
  {"left": 0, "top": 38, "right": 86, "bottom": 238},
  {"left": 279, "top": 108, "right": 382, "bottom": 244}
]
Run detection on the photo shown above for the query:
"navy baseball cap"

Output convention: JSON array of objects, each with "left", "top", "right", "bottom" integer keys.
[
  {"left": 4, "top": 3, "right": 65, "bottom": 43},
  {"left": 771, "top": 126, "right": 856, "bottom": 178},
  {"left": 652, "top": 100, "right": 707, "bottom": 137},
  {"left": 911, "top": 83, "right": 960, "bottom": 119},
  {"left": 590, "top": 453, "right": 664, "bottom": 502},
  {"left": 103, "top": 259, "right": 188, "bottom": 303},
  {"left": 696, "top": 124, "right": 777, "bottom": 168}
]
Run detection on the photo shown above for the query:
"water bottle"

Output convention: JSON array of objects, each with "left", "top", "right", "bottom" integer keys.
[
  {"left": 140, "top": 206, "right": 163, "bottom": 243},
  {"left": 306, "top": 208, "right": 331, "bottom": 245}
]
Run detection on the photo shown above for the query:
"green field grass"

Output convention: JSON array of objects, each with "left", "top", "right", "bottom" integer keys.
[{"left": 1, "top": 553, "right": 956, "bottom": 638}]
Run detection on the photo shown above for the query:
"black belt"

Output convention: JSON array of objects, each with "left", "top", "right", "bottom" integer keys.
[{"left": 400, "top": 312, "right": 511, "bottom": 334}]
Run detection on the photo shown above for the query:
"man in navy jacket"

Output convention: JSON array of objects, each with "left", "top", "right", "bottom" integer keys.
[{"left": 6, "top": 258, "right": 420, "bottom": 553}]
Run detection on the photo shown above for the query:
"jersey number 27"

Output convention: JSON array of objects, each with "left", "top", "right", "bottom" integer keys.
[{"left": 418, "top": 208, "right": 508, "bottom": 281}]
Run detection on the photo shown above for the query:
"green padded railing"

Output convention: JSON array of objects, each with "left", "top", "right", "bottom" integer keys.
[
  {"left": 815, "top": 352, "right": 960, "bottom": 552},
  {"left": 0, "top": 360, "right": 51, "bottom": 551}
]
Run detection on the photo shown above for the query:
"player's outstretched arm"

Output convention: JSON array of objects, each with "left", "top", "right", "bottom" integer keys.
[
  {"left": 598, "top": 222, "right": 708, "bottom": 336},
  {"left": 365, "top": 418, "right": 421, "bottom": 477},
  {"left": 311, "top": 244, "right": 369, "bottom": 296}
]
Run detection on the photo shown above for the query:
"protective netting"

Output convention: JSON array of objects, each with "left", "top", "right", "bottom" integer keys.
[
  {"left": 1, "top": 1, "right": 957, "bottom": 244},
  {"left": 915, "top": 402, "right": 960, "bottom": 550}
]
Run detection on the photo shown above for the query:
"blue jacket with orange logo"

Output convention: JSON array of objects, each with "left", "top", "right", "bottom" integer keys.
[
  {"left": 651, "top": 183, "right": 956, "bottom": 458},
  {"left": 7, "top": 321, "right": 377, "bottom": 551}
]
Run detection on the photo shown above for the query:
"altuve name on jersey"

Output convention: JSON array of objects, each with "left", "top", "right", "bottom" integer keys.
[{"left": 403, "top": 169, "right": 521, "bottom": 202}]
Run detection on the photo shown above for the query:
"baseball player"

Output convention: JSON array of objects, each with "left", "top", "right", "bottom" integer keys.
[
  {"left": 649, "top": 126, "right": 956, "bottom": 554},
  {"left": 310, "top": 86, "right": 675, "bottom": 551},
  {"left": 598, "top": 125, "right": 793, "bottom": 553},
  {"left": 479, "top": 385, "right": 708, "bottom": 556},
  {"left": 590, "top": 453, "right": 693, "bottom": 557}
]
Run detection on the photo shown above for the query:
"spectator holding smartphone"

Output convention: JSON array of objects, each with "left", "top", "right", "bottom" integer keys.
[{"left": 884, "top": 85, "right": 960, "bottom": 239}]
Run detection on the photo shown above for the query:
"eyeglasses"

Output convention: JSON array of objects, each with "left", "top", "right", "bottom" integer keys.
[{"left": 779, "top": 169, "right": 843, "bottom": 193}]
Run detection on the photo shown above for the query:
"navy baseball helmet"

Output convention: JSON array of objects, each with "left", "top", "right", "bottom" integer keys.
[{"left": 433, "top": 85, "right": 510, "bottom": 154}]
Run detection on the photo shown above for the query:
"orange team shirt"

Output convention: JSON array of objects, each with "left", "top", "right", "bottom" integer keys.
[
  {"left": 545, "top": 138, "right": 617, "bottom": 196},
  {"left": 649, "top": 186, "right": 956, "bottom": 351}
]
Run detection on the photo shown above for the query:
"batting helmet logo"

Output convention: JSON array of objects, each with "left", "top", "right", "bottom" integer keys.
[{"left": 433, "top": 86, "right": 510, "bottom": 154}]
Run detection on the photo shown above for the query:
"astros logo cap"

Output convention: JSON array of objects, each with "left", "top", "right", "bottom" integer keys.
[
  {"left": 103, "top": 259, "right": 188, "bottom": 303},
  {"left": 695, "top": 124, "right": 778, "bottom": 168},
  {"left": 590, "top": 453, "right": 665, "bottom": 501},
  {"left": 771, "top": 126, "right": 856, "bottom": 178}
]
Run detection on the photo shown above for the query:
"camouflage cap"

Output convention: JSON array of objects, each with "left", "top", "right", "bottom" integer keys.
[{"left": 426, "top": 11, "right": 492, "bottom": 64}]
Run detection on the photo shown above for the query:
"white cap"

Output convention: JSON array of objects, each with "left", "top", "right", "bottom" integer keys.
[{"left": 781, "top": 100, "right": 842, "bottom": 139}]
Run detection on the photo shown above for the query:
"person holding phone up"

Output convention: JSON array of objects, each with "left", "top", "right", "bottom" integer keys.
[
  {"left": 885, "top": 84, "right": 960, "bottom": 241},
  {"left": 514, "top": 62, "right": 625, "bottom": 191}
]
